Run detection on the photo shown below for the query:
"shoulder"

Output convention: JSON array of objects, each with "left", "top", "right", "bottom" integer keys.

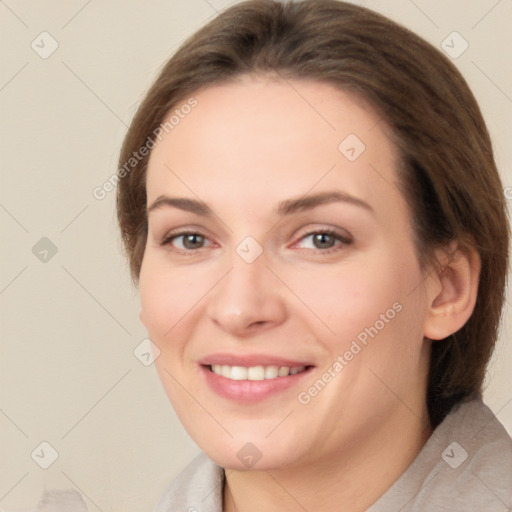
[
  {"left": 369, "top": 397, "right": 512, "bottom": 512},
  {"left": 153, "top": 452, "right": 224, "bottom": 512}
]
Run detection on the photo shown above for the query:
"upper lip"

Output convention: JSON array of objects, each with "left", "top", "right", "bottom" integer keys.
[{"left": 198, "top": 353, "right": 314, "bottom": 367}]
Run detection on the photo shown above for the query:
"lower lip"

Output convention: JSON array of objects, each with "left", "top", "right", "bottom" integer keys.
[{"left": 201, "top": 365, "right": 314, "bottom": 403}]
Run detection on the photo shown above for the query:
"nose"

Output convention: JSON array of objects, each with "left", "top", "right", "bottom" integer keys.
[{"left": 205, "top": 252, "right": 288, "bottom": 337}]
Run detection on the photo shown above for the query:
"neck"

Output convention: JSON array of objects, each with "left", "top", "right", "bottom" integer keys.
[{"left": 223, "top": 405, "right": 432, "bottom": 512}]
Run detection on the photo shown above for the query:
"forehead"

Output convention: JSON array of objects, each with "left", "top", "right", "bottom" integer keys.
[{"left": 145, "top": 76, "right": 404, "bottom": 219}]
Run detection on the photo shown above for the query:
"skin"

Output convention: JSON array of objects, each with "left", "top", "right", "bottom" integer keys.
[{"left": 139, "top": 75, "right": 480, "bottom": 511}]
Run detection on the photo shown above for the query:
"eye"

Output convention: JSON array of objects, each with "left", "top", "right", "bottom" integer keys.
[
  {"left": 295, "top": 229, "right": 351, "bottom": 252},
  {"left": 161, "top": 231, "right": 213, "bottom": 252}
]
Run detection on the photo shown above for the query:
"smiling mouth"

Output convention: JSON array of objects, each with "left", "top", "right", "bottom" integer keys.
[{"left": 208, "top": 364, "right": 310, "bottom": 381}]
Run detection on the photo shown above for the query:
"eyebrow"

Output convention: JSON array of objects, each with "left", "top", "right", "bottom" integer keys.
[
  {"left": 147, "top": 190, "right": 373, "bottom": 217},
  {"left": 276, "top": 190, "right": 373, "bottom": 216},
  {"left": 147, "top": 196, "right": 211, "bottom": 216}
]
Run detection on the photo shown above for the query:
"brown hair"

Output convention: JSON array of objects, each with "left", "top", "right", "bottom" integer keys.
[{"left": 116, "top": 0, "right": 509, "bottom": 426}]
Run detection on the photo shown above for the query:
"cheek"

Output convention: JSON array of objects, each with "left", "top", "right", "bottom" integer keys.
[
  {"left": 289, "top": 263, "right": 408, "bottom": 337},
  {"left": 286, "top": 246, "right": 424, "bottom": 355},
  {"left": 138, "top": 257, "right": 203, "bottom": 346}
]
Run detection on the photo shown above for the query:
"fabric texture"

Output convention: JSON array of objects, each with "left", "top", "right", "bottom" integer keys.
[
  {"left": 154, "top": 398, "right": 512, "bottom": 512},
  {"left": 0, "top": 489, "right": 88, "bottom": 512}
]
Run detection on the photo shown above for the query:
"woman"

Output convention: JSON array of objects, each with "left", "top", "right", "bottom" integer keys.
[{"left": 116, "top": 0, "right": 512, "bottom": 510}]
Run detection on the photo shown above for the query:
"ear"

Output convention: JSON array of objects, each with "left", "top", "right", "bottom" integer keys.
[{"left": 423, "top": 242, "right": 481, "bottom": 341}]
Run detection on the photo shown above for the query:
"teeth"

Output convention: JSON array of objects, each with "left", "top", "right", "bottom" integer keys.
[
  {"left": 210, "top": 364, "right": 307, "bottom": 380},
  {"left": 265, "top": 366, "right": 279, "bottom": 379},
  {"left": 231, "top": 366, "right": 248, "bottom": 380},
  {"left": 278, "top": 366, "right": 290, "bottom": 377},
  {"left": 248, "top": 366, "right": 265, "bottom": 381}
]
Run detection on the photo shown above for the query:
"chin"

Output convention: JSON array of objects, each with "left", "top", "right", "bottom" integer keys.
[{"left": 197, "top": 433, "right": 307, "bottom": 471}]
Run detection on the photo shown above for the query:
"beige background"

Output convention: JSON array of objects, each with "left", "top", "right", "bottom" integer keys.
[{"left": 1, "top": 0, "right": 511, "bottom": 510}]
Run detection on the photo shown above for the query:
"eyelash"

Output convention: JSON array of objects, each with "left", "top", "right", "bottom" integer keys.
[
  {"left": 160, "top": 228, "right": 352, "bottom": 255},
  {"left": 295, "top": 229, "right": 351, "bottom": 254},
  {"left": 160, "top": 231, "right": 214, "bottom": 255}
]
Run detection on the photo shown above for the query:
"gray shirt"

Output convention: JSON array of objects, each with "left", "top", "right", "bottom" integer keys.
[{"left": 154, "top": 398, "right": 512, "bottom": 511}]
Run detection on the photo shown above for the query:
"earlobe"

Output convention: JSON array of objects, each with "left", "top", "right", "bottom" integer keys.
[
  {"left": 423, "top": 243, "right": 481, "bottom": 341},
  {"left": 139, "top": 308, "right": 147, "bottom": 326}
]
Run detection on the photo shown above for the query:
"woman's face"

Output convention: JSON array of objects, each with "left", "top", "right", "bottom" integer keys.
[{"left": 140, "top": 76, "right": 433, "bottom": 470}]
